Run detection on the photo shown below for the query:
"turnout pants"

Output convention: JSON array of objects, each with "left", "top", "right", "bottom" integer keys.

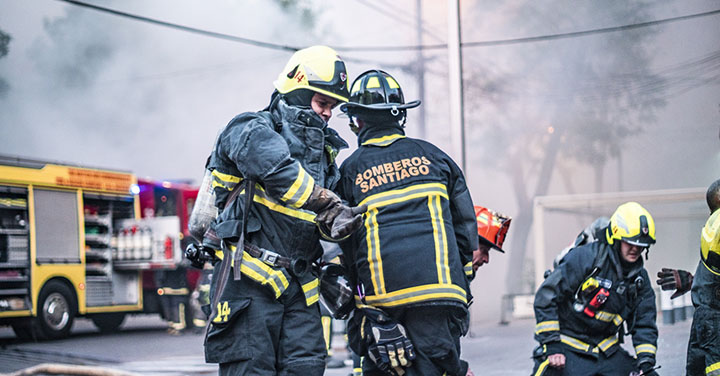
[
  {"left": 362, "top": 305, "right": 467, "bottom": 376},
  {"left": 532, "top": 346, "right": 638, "bottom": 376},
  {"left": 205, "top": 271, "right": 326, "bottom": 376},
  {"left": 686, "top": 307, "right": 720, "bottom": 376}
]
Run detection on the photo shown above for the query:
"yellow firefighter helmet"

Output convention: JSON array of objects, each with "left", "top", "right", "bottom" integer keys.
[
  {"left": 701, "top": 209, "right": 720, "bottom": 272},
  {"left": 273, "top": 45, "right": 349, "bottom": 103},
  {"left": 605, "top": 202, "right": 656, "bottom": 248}
]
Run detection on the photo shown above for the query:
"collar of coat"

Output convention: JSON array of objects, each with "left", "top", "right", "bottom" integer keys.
[{"left": 357, "top": 123, "right": 406, "bottom": 147}]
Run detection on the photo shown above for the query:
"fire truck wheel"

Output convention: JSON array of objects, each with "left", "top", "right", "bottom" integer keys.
[
  {"left": 36, "top": 280, "right": 77, "bottom": 340},
  {"left": 90, "top": 312, "right": 126, "bottom": 333}
]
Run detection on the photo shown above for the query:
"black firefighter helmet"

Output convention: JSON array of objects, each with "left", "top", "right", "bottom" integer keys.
[
  {"left": 340, "top": 70, "right": 420, "bottom": 130},
  {"left": 319, "top": 263, "right": 354, "bottom": 320}
]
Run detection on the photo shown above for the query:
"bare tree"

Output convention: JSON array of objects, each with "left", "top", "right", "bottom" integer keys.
[
  {"left": 0, "top": 27, "right": 11, "bottom": 98},
  {"left": 463, "top": 1, "right": 666, "bottom": 294}
]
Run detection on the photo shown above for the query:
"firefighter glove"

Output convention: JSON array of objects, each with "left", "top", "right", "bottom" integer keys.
[
  {"left": 185, "top": 243, "right": 217, "bottom": 269},
  {"left": 656, "top": 268, "right": 693, "bottom": 299},
  {"left": 361, "top": 308, "right": 415, "bottom": 376},
  {"left": 303, "top": 185, "right": 367, "bottom": 240},
  {"left": 637, "top": 357, "right": 659, "bottom": 376}
]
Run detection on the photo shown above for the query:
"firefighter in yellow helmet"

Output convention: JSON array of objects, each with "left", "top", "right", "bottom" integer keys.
[
  {"left": 533, "top": 202, "right": 659, "bottom": 376},
  {"left": 682, "top": 178, "right": 720, "bottom": 376},
  {"left": 196, "top": 46, "right": 366, "bottom": 376}
]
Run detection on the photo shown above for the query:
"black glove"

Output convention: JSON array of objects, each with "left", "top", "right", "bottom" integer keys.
[
  {"left": 361, "top": 308, "right": 416, "bottom": 376},
  {"left": 637, "top": 358, "right": 659, "bottom": 376},
  {"left": 185, "top": 243, "right": 216, "bottom": 269},
  {"left": 302, "top": 185, "right": 367, "bottom": 240},
  {"left": 656, "top": 268, "right": 693, "bottom": 299}
]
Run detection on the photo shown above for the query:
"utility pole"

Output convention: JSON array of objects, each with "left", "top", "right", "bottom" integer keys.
[
  {"left": 447, "top": 0, "right": 466, "bottom": 172},
  {"left": 416, "top": 0, "right": 426, "bottom": 139}
]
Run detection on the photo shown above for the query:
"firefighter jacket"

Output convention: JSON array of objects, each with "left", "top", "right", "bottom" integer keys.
[
  {"left": 691, "top": 257, "right": 720, "bottom": 311},
  {"left": 206, "top": 95, "right": 348, "bottom": 304},
  {"left": 534, "top": 240, "right": 658, "bottom": 362},
  {"left": 337, "top": 124, "right": 478, "bottom": 311}
]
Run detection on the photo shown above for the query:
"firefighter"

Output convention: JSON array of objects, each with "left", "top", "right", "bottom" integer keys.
[
  {"left": 471, "top": 206, "right": 511, "bottom": 273},
  {"left": 532, "top": 202, "right": 659, "bottom": 376},
  {"left": 336, "top": 69, "right": 478, "bottom": 376},
  {"left": 200, "top": 46, "right": 365, "bottom": 375},
  {"left": 656, "top": 179, "right": 720, "bottom": 301},
  {"left": 656, "top": 178, "right": 720, "bottom": 376},
  {"left": 686, "top": 208, "right": 720, "bottom": 376},
  {"left": 156, "top": 266, "right": 190, "bottom": 335}
]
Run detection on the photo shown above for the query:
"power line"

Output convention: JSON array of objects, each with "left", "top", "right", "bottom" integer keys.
[
  {"left": 56, "top": 0, "right": 300, "bottom": 51},
  {"left": 56, "top": 0, "right": 720, "bottom": 52}
]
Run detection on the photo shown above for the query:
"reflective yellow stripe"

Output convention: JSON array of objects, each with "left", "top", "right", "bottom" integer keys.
[
  {"left": 280, "top": 165, "right": 315, "bottom": 208},
  {"left": 595, "top": 311, "right": 624, "bottom": 326},
  {"left": 160, "top": 287, "right": 190, "bottom": 295},
  {"left": 703, "top": 260, "right": 720, "bottom": 276},
  {"left": 534, "top": 321, "right": 560, "bottom": 334},
  {"left": 251, "top": 185, "right": 316, "bottom": 222},
  {"left": 359, "top": 182, "right": 448, "bottom": 208},
  {"left": 428, "top": 194, "right": 450, "bottom": 284},
  {"left": 560, "top": 334, "right": 590, "bottom": 352},
  {"left": 634, "top": 343, "right": 656, "bottom": 355},
  {"left": 365, "top": 208, "right": 384, "bottom": 295},
  {"left": 559, "top": 334, "right": 618, "bottom": 354},
  {"left": 597, "top": 335, "right": 618, "bottom": 352},
  {"left": 707, "top": 361, "right": 720, "bottom": 376},
  {"left": 534, "top": 359, "right": 550, "bottom": 376},
  {"left": 302, "top": 278, "right": 319, "bottom": 306},
  {"left": 361, "top": 134, "right": 406, "bottom": 147},
  {"left": 228, "top": 244, "right": 290, "bottom": 299},
  {"left": 464, "top": 262, "right": 473, "bottom": 276},
  {"left": 355, "top": 283, "right": 467, "bottom": 307},
  {"left": 211, "top": 170, "right": 242, "bottom": 191}
]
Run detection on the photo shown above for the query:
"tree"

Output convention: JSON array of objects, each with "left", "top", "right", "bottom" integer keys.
[
  {"left": 0, "top": 27, "right": 11, "bottom": 98},
  {"left": 463, "top": 1, "right": 666, "bottom": 294}
]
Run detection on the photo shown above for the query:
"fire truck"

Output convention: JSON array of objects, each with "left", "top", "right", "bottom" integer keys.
[
  {"left": 0, "top": 155, "right": 191, "bottom": 339},
  {"left": 135, "top": 178, "right": 201, "bottom": 322}
]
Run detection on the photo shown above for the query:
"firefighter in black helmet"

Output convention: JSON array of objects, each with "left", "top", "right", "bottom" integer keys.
[
  {"left": 336, "top": 70, "right": 478, "bottom": 376},
  {"left": 199, "top": 46, "right": 366, "bottom": 376}
]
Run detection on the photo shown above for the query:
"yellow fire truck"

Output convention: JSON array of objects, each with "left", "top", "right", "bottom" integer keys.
[{"left": 0, "top": 155, "right": 183, "bottom": 339}]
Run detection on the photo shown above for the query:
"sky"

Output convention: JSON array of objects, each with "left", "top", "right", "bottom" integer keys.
[{"left": 1, "top": 0, "right": 719, "bottom": 322}]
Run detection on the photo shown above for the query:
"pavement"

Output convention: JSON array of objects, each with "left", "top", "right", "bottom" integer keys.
[{"left": 1, "top": 315, "right": 693, "bottom": 375}]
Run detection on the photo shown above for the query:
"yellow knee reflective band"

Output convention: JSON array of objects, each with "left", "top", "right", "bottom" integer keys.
[
  {"left": 634, "top": 343, "right": 657, "bottom": 355},
  {"left": 280, "top": 164, "right": 315, "bottom": 209},
  {"left": 534, "top": 359, "right": 550, "bottom": 376},
  {"left": 301, "top": 278, "right": 319, "bottom": 306},
  {"left": 535, "top": 321, "right": 560, "bottom": 334},
  {"left": 706, "top": 361, "right": 720, "bottom": 376}
]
